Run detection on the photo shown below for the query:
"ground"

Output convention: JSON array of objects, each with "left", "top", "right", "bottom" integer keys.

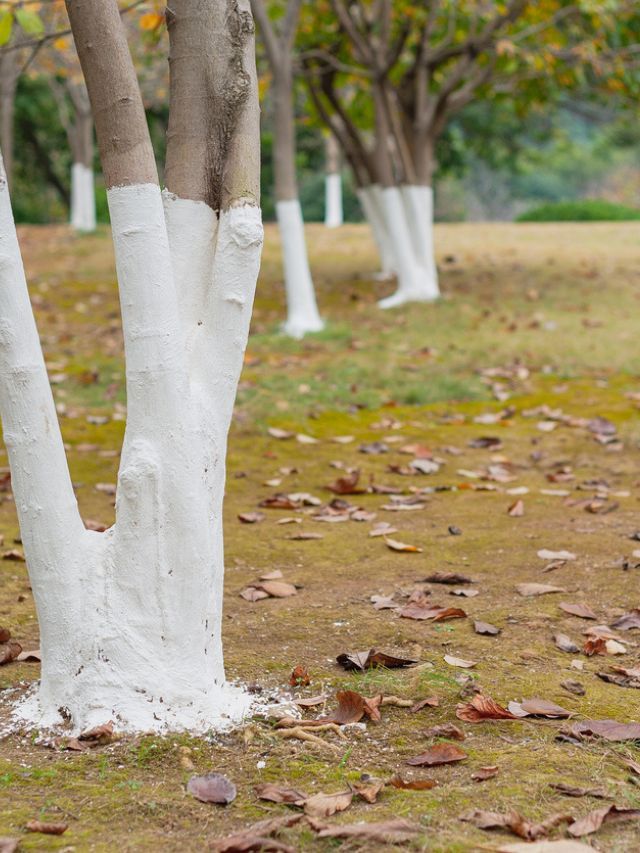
[{"left": 1, "top": 221, "right": 640, "bottom": 850}]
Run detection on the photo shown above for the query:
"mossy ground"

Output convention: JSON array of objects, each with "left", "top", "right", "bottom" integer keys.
[{"left": 0, "top": 222, "right": 640, "bottom": 850}]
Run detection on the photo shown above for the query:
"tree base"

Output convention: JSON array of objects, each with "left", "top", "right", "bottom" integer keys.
[
  {"left": 282, "top": 315, "right": 325, "bottom": 339},
  {"left": 378, "top": 289, "right": 439, "bottom": 309}
]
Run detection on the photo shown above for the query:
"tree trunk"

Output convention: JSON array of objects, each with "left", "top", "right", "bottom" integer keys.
[
  {"left": 0, "top": 0, "right": 262, "bottom": 734},
  {"left": 356, "top": 184, "right": 395, "bottom": 278},
  {"left": 273, "top": 65, "right": 323, "bottom": 337},
  {"left": 69, "top": 100, "right": 96, "bottom": 233},
  {"left": 0, "top": 49, "right": 18, "bottom": 190},
  {"left": 324, "top": 132, "right": 342, "bottom": 228}
]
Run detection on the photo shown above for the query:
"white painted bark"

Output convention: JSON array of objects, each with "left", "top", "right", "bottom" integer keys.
[
  {"left": 70, "top": 162, "right": 96, "bottom": 233},
  {"left": 1, "top": 166, "right": 263, "bottom": 733},
  {"left": 378, "top": 185, "right": 439, "bottom": 309},
  {"left": 276, "top": 198, "right": 324, "bottom": 338},
  {"left": 357, "top": 185, "right": 396, "bottom": 278},
  {"left": 324, "top": 172, "right": 343, "bottom": 228}
]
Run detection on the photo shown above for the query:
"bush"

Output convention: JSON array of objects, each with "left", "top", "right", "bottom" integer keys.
[{"left": 517, "top": 199, "right": 640, "bottom": 222}]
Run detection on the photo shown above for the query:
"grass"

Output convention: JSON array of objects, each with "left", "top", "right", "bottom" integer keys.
[{"left": 1, "top": 220, "right": 640, "bottom": 849}]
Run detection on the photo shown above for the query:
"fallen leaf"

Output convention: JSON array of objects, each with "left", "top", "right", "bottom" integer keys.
[
  {"left": 238, "top": 512, "right": 265, "bottom": 524},
  {"left": 322, "top": 690, "right": 382, "bottom": 725},
  {"left": 537, "top": 549, "right": 576, "bottom": 561},
  {"left": 314, "top": 818, "right": 422, "bottom": 843},
  {"left": 289, "top": 665, "right": 310, "bottom": 687},
  {"left": 559, "top": 603, "right": 597, "bottom": 620},
  {"left": 0, "top": 641, "right": 22, "bottom": 665},
  {"left": 254, "top": 783, "right": 307, "bottom": 806},
  {"left": 423, "top": 723, "right": 465, "bottom": 740},
  {"left": 303, "top": 790, "right": 353, "bottom": 818},
  {"left": 406, "top": 742, "right": 467, "bottom": 766},
  {"left": 239, "top": 587, "right": 269, "bottom": 602},
  {"left": 424, "top": 572, "right": 473, "bottom": 584},
  {"left": 461, "top": 809, "right": 572, "bottom": 840},
  {"left": 561, "top": 680, "right": 585, "bottom": 696},
  {"left": 508, "top": 699, "right": 572, "bottom": 719},
  {"left": 508, "top": 499, "right": 525, "bottom": 517},
  {"left": 401, "top": 602, "right": 466, "bottom": 622},
  {"left": 388, "top": 774, "right": 437, "bottom": 790},
  {"left": 1, "top": 549, "right": 24, "bottom": 562},
  {"left": 560, "top": 719, "right": 640, "bottom": 742},
  {"left": 517, "top": 583, "right": 565, "bottom": 597},
  {"left": 456, "top": 694, "right": 517, "bottom": 722},
  {"left": 296, "top": 433, "right": 319, "bottom": 445},
  {"left": 25, "top": 821, "right": 68, "bottom": 835},
  {"left": 0, "top": 839, "right": 18, "bottom": 853},
  {"left": 352, "top": 778, "right": 385, "bottom": 803},
  {"left": 444, "top": 654, "right": 476, "bottom": 668},
  {"left": 474, "top": 620, "right": 501, "bottom": 636},
  {"left": 285, "top": 532, "right": 323, "bottom": 541},
  {"left": 210, "top": 815, "right": 301, "bottom": 852},
  {"left": 568, "top": 804, "right": 640, "bottom": 837},
  {"left": 550, "top": 783, "right": 607, "bottom": 799},
  {"left": 294, "top": 694, "right": 327, "bottom": 708},
  {"left": 336, "top": 649, "right": 416, "bottom": 672},
  {"left": 497, "top": 842, "right": 593, "bottom": 853},
  {"left": 247, "top": 581, "right": 297, "bottom": 599},
  {"left": 410, "top": 696, "right": 440, "bottom": 712},
  {"left": 472, "top": 765, "right": 499, "bottom": 781},
  {"left": 385, "top": 537, "right": 422, "bottom": 553},
  {"left": 610, "top": 609, "right": 640, "bottom": 631},
  {"left": 369, "top": 522, "right": 398, "bottom": 537},
  {"left": 79, "top": 721, "right": 114, "bottom": 744},
  {"left": 451, "top": 588, "right": 479, "bottom": 597},
  {"left": 554, "top": 633, "right": 579, "bottom": 653},
  {"left": 359, "top": 441, "right": 389, "bottom": 454},
  {"left": 0, "top": 627, "right": 10, "bottom": 644},
  {"left": 327, "top": 470, "right": 365, "bottom": 495},
  {"left": 187, "top": 773, "right": 237, "bottom": 804},
  {"left": 267, "top": 427, "right": 293, "bottom": 439},
  {"left": 370, "top": 594, "right": 398, "bottom": 610}
]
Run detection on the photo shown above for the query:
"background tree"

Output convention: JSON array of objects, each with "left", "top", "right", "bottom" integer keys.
[
  {"left": 0, "top": 0, "right": 262, "bottom": 733},
  {"left": 250, "top": 0, "right": 323, "bottom": 338}
]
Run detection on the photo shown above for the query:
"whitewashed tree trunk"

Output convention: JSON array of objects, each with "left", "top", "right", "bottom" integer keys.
[
  {"left": 377, "top": 185, "right": 439, "bottom": 308},
  {"left": 0, "top": 0, "right": 263, "bottom": 734},
  {"left": 357, "top": 183, "right": 396, "bottom": 277},
  {"left": 324, "top": 172, "right": 343, "bottom": 228},
  {"left": 324, "top": 132, "right": 342, "bottom": 228},
  {"left": 277, "top": 198, "right": 323, "bottom": 338},
  {"left": 70, "top": 162, "right": 96, "bottom": 232}
]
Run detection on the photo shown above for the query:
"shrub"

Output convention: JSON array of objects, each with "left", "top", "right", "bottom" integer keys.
[{"left": 517, "top": 199, "right": 640, "bottom": 222}]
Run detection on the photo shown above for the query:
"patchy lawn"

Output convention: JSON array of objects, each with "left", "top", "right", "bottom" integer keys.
[{"left": 1, "top": 221, "right": 640, "bottom": 850}]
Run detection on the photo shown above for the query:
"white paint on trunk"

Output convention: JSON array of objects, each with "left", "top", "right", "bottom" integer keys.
[
  {"left": 357, "top": 184, "right": 396, "bottom": 277},
  {"left": 378, "top": 185, "right": 439, "bottom": 309},
  {"left": 70, "top": 162, "right": 96, "bottom": 233},
  {"left": 324, "top": 172, "right": 343, "bottom": 228},
  {"left": 1, "top": 177, "right": 263, "bottom": 733},
  {"left": 276, "top": 198, "right": 323, "bottom": 338}
]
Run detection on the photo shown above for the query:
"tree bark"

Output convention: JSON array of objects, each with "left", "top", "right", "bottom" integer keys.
[
  {"left": 0, "top": 0, "right": 264, "bottom": 733},
  {"left": 0, "top": 48, "right": 19, "bottom": 189}
]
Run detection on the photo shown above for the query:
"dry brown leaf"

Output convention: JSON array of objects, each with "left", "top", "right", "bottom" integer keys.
[
  {"left": 79, "top": 721, "right": 114, "bottom": 744},
  {"left": 327, "top": 470, "right": 365, "bottom": 495},
  {"left": 352, "top": 778, "right": 385, "bottom": 803},
  {"left": 568, "top": 805, "right": 640, "bottom": 837},
  {"left": 474, "top": 620, "right": 501, "bottom": 636},
  {"left": 210, "top": 815, "right": 301, "bottom": 853},
  {"left": 388, "top": 774, "right": 437, "bottom": 790},
  {"left": 498, "top": 843, "right": 593, "bottom": 853},
  {"left": 370, "top": 594, "right": 398, "bottom": 610},
  {"left": 508, "top": 499, "right": 525, "bottom": 517},
  {"left": 0, "top": 641, "right": 22, "bottom": 665},
  {"left": 268, "top": 427, "right": 294, "bottom": 440},
  {"left": 239, "top": 587, "right": 269, "bottom": 602},
  {"left": 550, "top": 783, "right": 607, "bottom": 799},
  {"left": 314, "top": 818, "right": 422, "bottom": 843},
  {"left": 336, "top": 649, "right": 416, "bottom": 672},
  {"left": 187, "top": 773, "right": 237, "bottom": 804},
  {"left": 559, "top": 602, "right": 597, "bottom": 620},
  {"left": 456, "top": 694, "right": 517, "bottom": 722},
  {"left": 517, "top": 583, "right": 565, "bottom": 597},
  {"left": 560, "top": 719, "right": 640, "bottom": 742},
  {"left": 0, "top": 627, "right": 10, "bottom": 644},
  {"left": 303, "top": 790, "right": 353, "bottom": 818},
  {"left": 472, "top": 765, "right": 499, "bottom": 782},
  {"left": 406, "top": 742, "right": 467, "bottom": 766},
  {"left": 25, "top": 821, "right": 68, "bottom": 835},
  {"left": 410, "top": 696, "right": 440, "bottom": 713},
  {"left": 254, "top": 783, "right": 307, "bottom": 806},
  {"left": 461, "top": 809, "right": 573, "bottom": 840},
  {"left": 237, "top": 512, "right": 265, "bottom": 524},
  {"left": 444, "top": 654, "right": 476, "bottom": 668},
  {"left": 554, "top": 633, "right": 579, "bottom": 653},
  {"left": 385, "top": 537, "right": 422, "bottom": 553},
  {"left": 250, "top": 581, "right": 297, "bottom": 599},
  {"left": 610, "top": 609, "right": 640, "bottom": 631},
  {"left": 537, "top": 549, "right": 576, "bottom": 561},
  {"left": 2, "top": 549, "right": 25, "bottom": 562},
  {"left": 424, "top": 571, "right": 474, "bottom": 584},
  {"left": 423, "top": 723, "right": 465, "bottom": 740},
  {"left": 289, "top": 665, "right": 310, "bottom": 687},
  {"left": 508, "top": 698, "right": 572, "bottom": 719},
  {"left": 0, "top": 839, "right": 19, "bottom": 853},
  {"left": 400, "top": 601, "right": 466, "bottom": 622}
]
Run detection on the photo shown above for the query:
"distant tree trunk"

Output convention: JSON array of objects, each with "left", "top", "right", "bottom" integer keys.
[
  {"left": 251, "top": 0, "right": 323, "bottom": 338},
  {"left": 68, "top": 82, "right": 96, "bottom": 232},
  {"left": 0, "top": 0, "right": 262, "bottom": 734},
  {"left": 324, "top": 132, "right": 342, "bottom": 228},
  {"left": 0, "top": 48, "right": 19, "bottom": 189}
]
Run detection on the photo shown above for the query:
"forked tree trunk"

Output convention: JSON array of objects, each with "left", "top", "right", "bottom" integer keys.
[
  {"left": 0, "top": 0, "right": 262, "bottom": 733},
  {"left": 324, "top": 132, "right": 342, "bottom": 228}
]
